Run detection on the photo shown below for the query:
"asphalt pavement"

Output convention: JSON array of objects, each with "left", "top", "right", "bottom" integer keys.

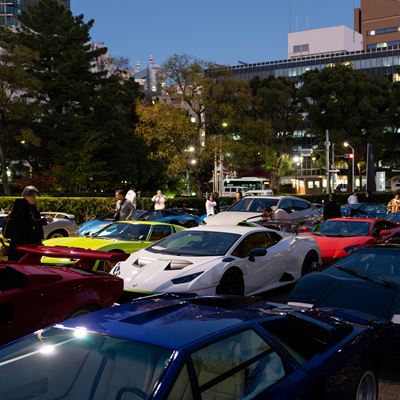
[{"left": 262, "top": 284, "right": 400, "bottom": 400}]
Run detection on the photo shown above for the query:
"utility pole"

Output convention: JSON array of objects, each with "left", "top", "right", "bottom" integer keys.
[
  {"left": 331, "top": 143, "right": 335, "bottom": 191},
  {"left": 325, "top": 130, "right": 330, "bottom": 194}
]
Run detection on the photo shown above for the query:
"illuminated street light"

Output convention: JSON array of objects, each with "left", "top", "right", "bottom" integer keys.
[
  {"left": 190, "top": 159, "right": 197, "bottom": 165},
  {"left": 222, "top": 122, "right": 228, "bottom": 128},
  {"left": 293, "top": 156, "right": 300, "bottom": 163},
  {"left": 188, "top": 146, "right": 195, "bottom": 152},
  {"left": 344, "top": 142, "right": 355, "bottom": 192}
]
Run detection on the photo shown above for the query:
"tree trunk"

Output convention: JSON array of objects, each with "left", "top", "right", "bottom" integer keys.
[{"left": 0, "top": 146, "right": 10, "bottom": 195}]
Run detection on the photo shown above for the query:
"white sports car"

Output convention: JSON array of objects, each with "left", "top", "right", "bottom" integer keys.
[{"left": 110, "top": 225, "right": 321, "bottom": 296}]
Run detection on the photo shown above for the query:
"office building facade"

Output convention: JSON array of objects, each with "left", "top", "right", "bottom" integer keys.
[
  {"left": 0, "top": 0, "right": 69, "bottom": 26},
  {"left": 355, "top": 0, "right": 400, "bottom": 50}
]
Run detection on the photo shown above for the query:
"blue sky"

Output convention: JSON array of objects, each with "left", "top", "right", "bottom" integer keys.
[{"left": 71, "top": 0, "right": 359, "bottom": 67}]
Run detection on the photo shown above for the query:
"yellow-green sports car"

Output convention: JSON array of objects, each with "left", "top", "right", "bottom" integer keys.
[{"left": 42, "top": 221, "right": 185, "bottom": 270}]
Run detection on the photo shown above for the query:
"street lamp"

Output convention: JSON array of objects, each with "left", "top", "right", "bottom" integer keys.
[{"left": 344, "top": 142, "right": 355, "bottom": 192}]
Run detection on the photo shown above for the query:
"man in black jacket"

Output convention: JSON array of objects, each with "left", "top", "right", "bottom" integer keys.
[
  {"left": 323, "top": 194, "right": 342, "bottom": 221},
  {"left": 5, "top": 186, "right": 49, "bottom": 261}
]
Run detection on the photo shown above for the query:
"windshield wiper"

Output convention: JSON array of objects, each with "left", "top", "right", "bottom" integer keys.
[{"left": 335, "top": 266, "right": 399, "bottom": 288}]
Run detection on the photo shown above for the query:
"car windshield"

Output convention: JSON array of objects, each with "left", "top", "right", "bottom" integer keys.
[
  {"left": 229, "top": 198, "right": 279, "bottom": 212},
  {"left": 330, "top": 248, "right": 400, "bottom": 284},
  {"left": 148, "top": 230, "right": 241, "bottom": 256},
  {"left": 315, "top": 220, "right": 371, "bottom": 237},
  {"left": 0, "top": 327, "right": 172, "bottom": 400},
  {"left": 94, "top": 223, "right": 151, "bottom": 241}
]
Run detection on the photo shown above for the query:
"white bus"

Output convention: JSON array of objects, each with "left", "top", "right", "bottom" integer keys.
[{"left": 222, "top": 177, "right": 271, "bottom": 197}]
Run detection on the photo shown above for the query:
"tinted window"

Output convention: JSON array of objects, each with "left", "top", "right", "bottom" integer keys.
[
  {"left": 292, "top": 200, "right": 310, "bottom": 211},
  {"left": 229, "top": 198, "right": 279, "bottom": 212},
  {"left": 191, "top": 329, "right": 285, "bottom": 399},
  {"left": 95, "top": 223, "right": 151, "bottom": 241},
  {"left": 138, "top": 211, "right": 163, "bottom": 221},
  {"left": 0, "top": 327, "right": 172, "bottom": 400},
  {"left": 148, "top": 230, "right": 241, "bottom": 256},
  {"left": 315, "top": 220, "right": 371, "bottom": 237},
  {"left": 232, "top": 232, "right": 276, "bottom": 258},
  {"left": 150, "top": 225, "right": 172, "bottom": 241},
  {"left": 167, "top": 365, "right": 193, "bottom": 400},
  {"left": 279, "top": 199, "right": 293, "bottom": 213}
]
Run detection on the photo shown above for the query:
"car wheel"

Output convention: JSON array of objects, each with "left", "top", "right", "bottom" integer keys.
[
  {"left": 353, "top": 369, "right": 378, "bottom": 400},
  {"left": 185, "top": 221, "right": 197, "bottom": 228},
  {"left": 216, "top": 268, "right": 244, "bottom": 295},
  {"left": 301, "top": 251, "right": 319, "bottom": 276},
  {"left": 47, "top": 229, "right": 68, "bottom": 239}
]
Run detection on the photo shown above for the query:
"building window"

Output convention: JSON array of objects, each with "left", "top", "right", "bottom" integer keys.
[
  {"left": 293, "top": 44, "right": 309, "bottom": 53},
  {"left": 367, "top": 26, "right": 400, "bottom": 36}
]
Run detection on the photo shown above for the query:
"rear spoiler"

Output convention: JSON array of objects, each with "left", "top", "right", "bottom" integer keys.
[{"left": 15, "top": 245, "right": 129, "bottom": 270}]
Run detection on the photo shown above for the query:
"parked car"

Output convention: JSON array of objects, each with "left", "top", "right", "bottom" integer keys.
[
  {"left": 341, "top": 203, "right": 387, "bottom": 219},
  {"left": 0, "top": 211, "right": 77, "bottom": 239},
  {"left": 304, "top": 218, "right": 400, "bottom": 265},
  {"left": 0, "top": 294, "right": 391, "bottom": 400},
  {"left": 136, "top": 208, "right": 199, "bottom": 227},
  {"left": 288, "top": 244, "right": 400, "bottom": 338},
  {"left": 244, "top": 189, "right": 274, "bottom": 196},
  {"left": 111, "top": 224, "right": 321, "bottom": 296},
  {"left": 384, "top": 212, "right": 400, "bottom": 223},
  {"left": 0, "top": 245, "right": 126, "bottom": 344},
  {"left": 42, "top": 221, "right": 185, "bottom": 270},
  {"left": 203, "top": 196, "right": 322, "bottom": 226},
  {"left": 77, "top": 210, "right": 146, "bottom": 236}
]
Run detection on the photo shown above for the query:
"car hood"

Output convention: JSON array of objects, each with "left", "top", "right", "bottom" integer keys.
[
  {"left": 204, "top": 212, "right": 260, "bottom": 226},
  {"left": 312, "top": 235, "right": 372, "bottom": 257},
  {"left": 113, "top": 249, "right": 225, "bottom": 292},
  {"left": 289, "top": 271, "right": 397, "bottom": 320}
]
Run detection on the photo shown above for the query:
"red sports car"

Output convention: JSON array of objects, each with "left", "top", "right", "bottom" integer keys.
[
  {"left": 307, "top": 218, "right": 400, "bottom": 265},
  {"left": 0, "top": 245, "right": 127, "bottom": 344}
]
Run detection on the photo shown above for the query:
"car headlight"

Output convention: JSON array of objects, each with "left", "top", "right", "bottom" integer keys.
[
  {"left": 171, "top": 272, "right": 204, "bottom": 285},
  {"left": 344, "top": 244, "right": 361, "bottom": 254}
]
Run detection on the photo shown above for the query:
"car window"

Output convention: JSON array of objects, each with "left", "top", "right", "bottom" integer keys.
[
  {"left": 150, "top": 225, "right": 172, "bottom": 241},
  {"left": 278, "top": 199, "right": 293, "bottom": 213},
  {"left": 229, "top": 198, "right": 279, "bottom": 212},
  {"left": 95, "top": 223, "right": 151, "bottom": 241},
  {"left": 315, "top": 221, "right": 371, "bottom": 237},
  {"left": 232, "top": 232, "right": 276, "bottom": 258},
  {"left": 191, "top": 329, "right": 285, "bottom": 399},
  {"left": 167, "top": 364, "right": 194, "bottom": 400},
  {"left": 291, "top": 200, "right": 310, "bottom": 211},
  {"left": 139, "top": 211, "right": 162, "bottom": 221}
]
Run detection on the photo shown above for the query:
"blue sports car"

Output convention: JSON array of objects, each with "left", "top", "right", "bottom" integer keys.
[
  {"left": 136, "top": 208, "right": 199, "bottom": 227},
  {"left": 0, "top": 295, "right": 390, "bottom": 399}
]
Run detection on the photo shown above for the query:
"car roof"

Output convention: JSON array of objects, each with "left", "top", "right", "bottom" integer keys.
[
  {"left": 116, "top": 221, "right": 172, "bottom": 226},
  {"left": 187, "top": 225, "right": 267, "bottom": 234},
  {"left": 241, "top": 195, "right": 307, "bottom": 201},
  {"left": 60, "top": 296, "right": 271, "bottom": 349}
]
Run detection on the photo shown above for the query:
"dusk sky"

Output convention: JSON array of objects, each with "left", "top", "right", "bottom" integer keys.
[{"left": 71, "top": 0, "right": 359, "bottom": 67}]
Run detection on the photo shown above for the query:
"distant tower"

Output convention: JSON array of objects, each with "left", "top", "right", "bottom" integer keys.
[
  {"left": 148, "top": 55, "right": 158, "bottom": 93},
  {"left": 135, "top": 60, "right": 141, "bottom": 74}
]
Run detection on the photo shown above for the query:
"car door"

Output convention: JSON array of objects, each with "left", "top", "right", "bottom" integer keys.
[{"left": 231, "top": 231, "right": 284, "bottom": 294}]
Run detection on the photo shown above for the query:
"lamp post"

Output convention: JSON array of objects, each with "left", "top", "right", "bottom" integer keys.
[{"left": 344, "top": 142, "right": 355, "bottom": 192}]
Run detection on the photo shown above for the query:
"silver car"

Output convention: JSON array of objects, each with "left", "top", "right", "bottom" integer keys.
[
  {"left": 204, "top": 196, "right": 322, "bottom": 226},
  {"left": 0, "top": 212, "right": 77, "bottom": 239}
]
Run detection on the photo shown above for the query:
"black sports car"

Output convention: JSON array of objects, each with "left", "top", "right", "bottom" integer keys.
[{"left": 288, "top": 244, "right": 400, "bottom": 337}]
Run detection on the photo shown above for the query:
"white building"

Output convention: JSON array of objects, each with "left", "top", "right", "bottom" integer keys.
[{"left": 288, "top": 25, "right": 363, "bottom": 59}]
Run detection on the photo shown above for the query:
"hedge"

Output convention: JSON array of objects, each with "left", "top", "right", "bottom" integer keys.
[{"left": 0, "top": 193, "right": 395, "bottom": 224}]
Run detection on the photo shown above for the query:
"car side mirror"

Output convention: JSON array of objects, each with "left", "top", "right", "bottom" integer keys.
[
  {"left": 248, "top": 248, "right": 267, "bottom": 262},
  {"left": 380, "top": 230, "right": 391, "bottom": 238}
]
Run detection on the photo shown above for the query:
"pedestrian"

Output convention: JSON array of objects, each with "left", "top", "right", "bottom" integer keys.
[
  {"left": 4, "top": 186, "right": 52, "bottom": 262},
  {"left": 323, "top": 194, "right": 342, "bottom": 220},
  {"left": 232, "top": 191, "right": 243, "bottom": 205},
  {"left": 205, "top": 194, "right": 217, "bottom": 216},
  {"left": 152, "top": 190, "right": 167, "bottom": 210},
  {"left": 109, "top": 189, "right": 134, "bottom": 221},
  {"left": 388, "top": 193, "right": 400, "bottom": 214},
  {"left": 347, "top": 191, "right": 358, "bottom": 205},
  {"left": 364, "top": 191, "right": 372, "bottom": 203},
  {"left": 126, "top": 187, "right": 137, "bottom": 209},
  {"left": 213, "top": 192, "right": 220, "bottom": 214}
]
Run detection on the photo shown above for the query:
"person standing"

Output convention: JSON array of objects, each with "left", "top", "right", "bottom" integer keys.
[
  {"left": 205, "top": 194, "right": 217, "bottom": 216},
  {"left": 323, "top": 194, "right": 342, "bottom": 221},
  {"left": 109, "top": 190, "right": 134, "bottom": 221},
  {"left": 213, "top": 192, "right": 220, "bottom": 214},
  {"left": 388, "top": 193, "right": 400, "bottom": 214},
  {"left": 347, "top": 191, "right": 358, "bottom": 205},
  {"left": 152, "top": 190, "right": 166, "bottom": 210},
  {"left": 364, "top": 191, "right": 372, "bottom": 203},
  {"left": 5, "top": 186, "right": 51, "bottom": 262},
  {"left": 126, "top": 187, "right": 137, "bottom": 209}
]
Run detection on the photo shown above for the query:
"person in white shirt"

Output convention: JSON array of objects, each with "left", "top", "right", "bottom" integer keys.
[
  {"left": 126, "top": 187, "right": 137, "bottom": 209},
  {"left": 347, "top": 191, "right": 358, "bottom": 205},
  {"left": 152, "top": 190, "right": 166, "bottom": 210},
  {"left": 205, "top": 194, "right": 217, "bottom": 216}
]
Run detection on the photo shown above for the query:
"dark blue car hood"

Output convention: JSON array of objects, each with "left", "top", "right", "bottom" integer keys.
[{"left": 289, "top": 271, "right": 397, "bottom": 321}]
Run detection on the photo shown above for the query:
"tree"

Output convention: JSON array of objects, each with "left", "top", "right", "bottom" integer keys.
[
  {"left": 298, "top": 65, "right": 389, "bottom": 189},
  {"left": 0, "top": 31, "right": 42, "bottom": 194}
]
